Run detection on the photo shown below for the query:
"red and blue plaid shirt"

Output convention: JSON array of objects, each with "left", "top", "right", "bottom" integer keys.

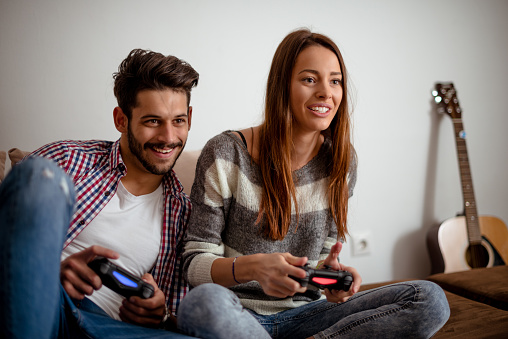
[{"left": 30, "top": 139, "right": 190, "bottom": 315}]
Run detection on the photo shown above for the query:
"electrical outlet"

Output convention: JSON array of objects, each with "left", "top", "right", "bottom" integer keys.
[{"left": 351, "top": 232, "right": 372, "bottom": 256}]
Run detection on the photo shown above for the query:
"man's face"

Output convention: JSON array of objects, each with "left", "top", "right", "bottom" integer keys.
[{"left": 121, "top": 89, "right": 192, "bottom": 176}]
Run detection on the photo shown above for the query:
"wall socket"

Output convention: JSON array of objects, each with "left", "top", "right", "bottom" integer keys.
[{"left": 351, "top": 232, "right": 372, "bottom": 256}]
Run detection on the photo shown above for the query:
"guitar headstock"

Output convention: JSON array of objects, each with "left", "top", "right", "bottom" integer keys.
[{"left": 432, "top": 83, "right": 462, "bottom": 119}]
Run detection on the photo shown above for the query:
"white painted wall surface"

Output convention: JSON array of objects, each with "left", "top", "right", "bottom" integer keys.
[{"left": 1, "top": 0, "right": 507, "bottom": 283}]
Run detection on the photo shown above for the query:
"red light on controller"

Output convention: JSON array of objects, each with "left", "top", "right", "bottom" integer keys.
[{"left": 312, "top": 277, "right": 337, "bottom": 285}]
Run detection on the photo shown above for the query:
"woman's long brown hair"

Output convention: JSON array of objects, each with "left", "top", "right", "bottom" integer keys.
[{"left": 258, "top": 28, "right": 354, "bottom": 242}]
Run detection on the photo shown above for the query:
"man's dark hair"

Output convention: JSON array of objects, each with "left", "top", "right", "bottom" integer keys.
[{"left": 113, "top": 49, "right": 199, "bottom": 119}]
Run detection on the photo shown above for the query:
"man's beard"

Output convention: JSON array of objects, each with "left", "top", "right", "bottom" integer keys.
[{"left": 127, "top": 125, "right": 184, "bottom": 175}]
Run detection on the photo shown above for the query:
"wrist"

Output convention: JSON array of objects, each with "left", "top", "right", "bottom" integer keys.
[
  {"left": 232, "top": 254, "right": 259, "bottom": 283},
  {"left": 232, "top": 256, "right": 241, "bottom": 284},
  {"left": 161, "top": 306, "right": 177, "bottom": 330},
  {"left": 161, "top": 305, "right": 169, "bottom": 324}
]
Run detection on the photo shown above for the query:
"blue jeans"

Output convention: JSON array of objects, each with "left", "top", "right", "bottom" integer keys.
[
  {"left": 0, "top": 157, "right": 194, "bottom": 339},
  {"left": 178, "top": 281, "right": 450, "bottom": 338}
]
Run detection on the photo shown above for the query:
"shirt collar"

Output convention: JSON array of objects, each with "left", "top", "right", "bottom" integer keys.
[{"left": 110, "top": 139, "right": 127, "bottom": 174}]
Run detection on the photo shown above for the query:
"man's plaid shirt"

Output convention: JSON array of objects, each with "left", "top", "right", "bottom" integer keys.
[{"left": 29, "top": 139, "right": 190, "bottom": 315}]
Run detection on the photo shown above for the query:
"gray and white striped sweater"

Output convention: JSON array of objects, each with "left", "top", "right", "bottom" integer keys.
[{"left": 183, "top": 131, "right": 356, "bottom": 315}]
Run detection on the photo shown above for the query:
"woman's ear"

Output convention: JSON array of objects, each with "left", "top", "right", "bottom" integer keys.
[{"left": 113, "top": 107, "right": 128, "bottom": 133}]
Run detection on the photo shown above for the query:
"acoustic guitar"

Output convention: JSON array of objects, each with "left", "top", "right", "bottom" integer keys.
[{"left": 427, "top": 83, "right": 508, "bottom": 274}]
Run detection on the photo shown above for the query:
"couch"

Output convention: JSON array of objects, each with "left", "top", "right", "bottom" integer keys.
[
  {"left": 1, "top": 148, "right": 507, "bottom": 338},
  {"left": 360, "top": 266, "right": 508, "bottom": 338},
  {"left": 0, "top": 148, "right": 201, "bottom": 196}
]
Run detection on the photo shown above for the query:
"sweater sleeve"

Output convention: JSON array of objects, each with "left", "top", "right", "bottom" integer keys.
[{"left": 182, "top": 134, "right": 236, "bottom": 287}]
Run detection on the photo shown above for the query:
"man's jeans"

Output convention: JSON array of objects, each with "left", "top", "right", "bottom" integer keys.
[
  {"left": 0, "top": 156, "right": 194, "bottom": 339},
  {"left": 179, "top": 280, "right": 450, "bottom": 338}
]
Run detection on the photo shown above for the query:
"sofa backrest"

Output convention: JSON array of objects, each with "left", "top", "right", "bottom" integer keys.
[
  {"left": 1, "top": 148, "right": 201, "bottom": 196},
  {"left": 0, "top": 151, "right": 6, "bottom": 184},
  {"left": 173, "top": 149, "right": 201, "bottom": 196}
]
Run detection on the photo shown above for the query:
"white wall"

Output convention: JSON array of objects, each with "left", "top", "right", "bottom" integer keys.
[{"left": 1, "top": 0, "right": 507, "bottom": 284}]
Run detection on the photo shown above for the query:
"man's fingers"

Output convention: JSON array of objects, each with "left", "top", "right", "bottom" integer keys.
[
  {"left": 120, "top": 298, "right": 164, "bottom": 326},
  {"left": 82, "top": 245, "right": 120, "bottom": 263},
  {"left": 61, "top": 280, "right": 85, "bottom": 300},
  {"left": 61, "top": 260, "right": 100, "bottom": 291},
  {"left": 60, "top": 246, "right": 119, "bottom": 298}
]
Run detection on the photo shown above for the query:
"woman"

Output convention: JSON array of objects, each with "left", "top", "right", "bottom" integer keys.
[{"left": 177, "top": 28, "right": 449, "bottom": 339}]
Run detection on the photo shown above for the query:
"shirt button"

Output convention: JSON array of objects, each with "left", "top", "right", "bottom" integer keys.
[
  {"left": 105, "top": 191, "right": 110, "bottom": 196},
  {"left": 79, "top": 220, "right": 85, "bottom": 225}
]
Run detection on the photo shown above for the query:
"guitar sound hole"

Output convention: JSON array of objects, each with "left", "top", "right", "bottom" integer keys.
[{"left": 466, "top": 244, "right": 489, "bottom": 268}]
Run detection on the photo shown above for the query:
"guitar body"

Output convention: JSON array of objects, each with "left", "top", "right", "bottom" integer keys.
[
  {"left": 427, "top": 83, "right": 508, "bottom": 274},
  {"left": 429, "top": 215, "right": 508, "bottom": 274}
]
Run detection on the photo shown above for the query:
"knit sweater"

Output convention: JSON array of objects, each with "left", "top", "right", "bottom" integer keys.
[{"left": 182, "top": 131, "right": 356, "bottom": 315}]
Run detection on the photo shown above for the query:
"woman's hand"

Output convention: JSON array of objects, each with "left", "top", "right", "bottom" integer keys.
[
  {"left": 119, "top": 273, "right": 168, "bottom": 327},
  {"left": 249, "top": 252, "right": 308, "bottom": 298},
  {"left": 322, "top": 242, "right": 362, "bottom": 303}
]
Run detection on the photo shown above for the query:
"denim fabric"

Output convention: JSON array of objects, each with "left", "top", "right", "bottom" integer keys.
[
  {"left": 179, "top": 281, "right": 449, "bottom": 339},
  {"left": 0, "top": 157, "right": 194, "bottom": 339}
]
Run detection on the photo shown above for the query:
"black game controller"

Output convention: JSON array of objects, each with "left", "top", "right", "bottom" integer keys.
[
  {"left": 290, "top": 264, "right": 353, "bottom": 292},
  {"left": 88, "top": 258, "right": 154, "bottom": 299}
]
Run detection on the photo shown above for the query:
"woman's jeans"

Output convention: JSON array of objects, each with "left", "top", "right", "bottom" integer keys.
[
  {"left": 0, "top": 157, "right": 194, "bottom": 339},
  {"left": 179, "top": 281, "right": 450, "bottom": 338}
]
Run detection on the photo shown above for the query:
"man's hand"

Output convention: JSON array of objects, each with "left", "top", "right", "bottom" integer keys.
[
  {"left": 60, "top": 245, "right": 119, "bottom": 299},
  {"left": 119, "top": 273, "right": 168, "bottom": 327},
  {"left": 322, "top": 242, "right": 362, "bottom": 303}
]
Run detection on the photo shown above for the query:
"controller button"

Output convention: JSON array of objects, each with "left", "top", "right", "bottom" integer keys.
[{"left": 99, "top": 264, "right": 108, "bottom": 274}]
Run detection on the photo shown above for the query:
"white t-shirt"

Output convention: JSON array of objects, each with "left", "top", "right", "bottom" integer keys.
[{"left": 62, "top": 181, "right": 163, "bottom": 320}]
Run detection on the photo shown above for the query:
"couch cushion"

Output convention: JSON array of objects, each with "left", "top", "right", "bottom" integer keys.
[
  {"left": 8, "top": 148, "right": 30, "bottom": 167},
  {"left": 428, "top": 265, "right": 508, "bottom": 311},
  {"left": 360, "top": 279, "right": 508, "bottom": 338},
  {"left": 4, "top": 147, "right": 200, "bottom": 195},
  {"left": 434, "top": 290, "right": 508, "bottom": 338},
  {"left": 0, "top": 151, "right": 6, "bottom": 184},
  {"left": 173, "top": 149, "right": 201, "bottom": 196}
]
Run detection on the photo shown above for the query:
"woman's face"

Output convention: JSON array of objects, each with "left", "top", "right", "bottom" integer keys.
[{"left": 289, "top": 45, "right": 343, "bottom": 135}]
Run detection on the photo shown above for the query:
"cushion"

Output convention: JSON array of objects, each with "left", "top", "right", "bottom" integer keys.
[
  {"left": 4, "top": 147, "right": 200, "bottom": 195},
  {"left": 428, "top": 265, "right": 508, "bottom": 311},
  {"left": 434, "top": 290, "right": 508, "bottom": 338},
  {"left": 360, "top": 279, "right": 508, "bottom": 338},
  {"left": 8, "top": 148, "right": 30, "bottom": 167},
  {"left": 173, "top": 149, "right": 201, "bottom": 195},
  {"left": 0, "top": 151, "right": 6, "bottom": 184}
]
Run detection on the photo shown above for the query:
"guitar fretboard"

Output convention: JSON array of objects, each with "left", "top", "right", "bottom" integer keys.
[{"left": 452, "top": 118, "right": 482, "bottom": 244}]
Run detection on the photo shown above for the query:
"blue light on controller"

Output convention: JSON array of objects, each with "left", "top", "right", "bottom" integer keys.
[{"left": 113, "top": 271, "right": 138, "bottom": 288}]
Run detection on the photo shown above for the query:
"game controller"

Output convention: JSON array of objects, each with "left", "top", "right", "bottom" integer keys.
[
  {"left": 289, "top": 264, "right": 353, "bottom": 292},
  {"left": 88, "top": 258, "right": 155, "bottom": 299}
]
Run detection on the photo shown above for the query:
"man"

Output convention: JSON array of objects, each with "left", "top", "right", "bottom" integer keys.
[{"left": 0, "top": 49, "right": 199, "bottom": 338}]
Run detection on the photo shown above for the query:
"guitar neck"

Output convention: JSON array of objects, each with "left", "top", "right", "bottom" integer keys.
[{"left": 452, "top": 118, "right": 482, "bottom": 244}]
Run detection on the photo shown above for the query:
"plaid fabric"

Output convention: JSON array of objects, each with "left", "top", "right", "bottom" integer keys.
[{"left": 29, "top": 139, "right": 190, "bottom": 314}]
